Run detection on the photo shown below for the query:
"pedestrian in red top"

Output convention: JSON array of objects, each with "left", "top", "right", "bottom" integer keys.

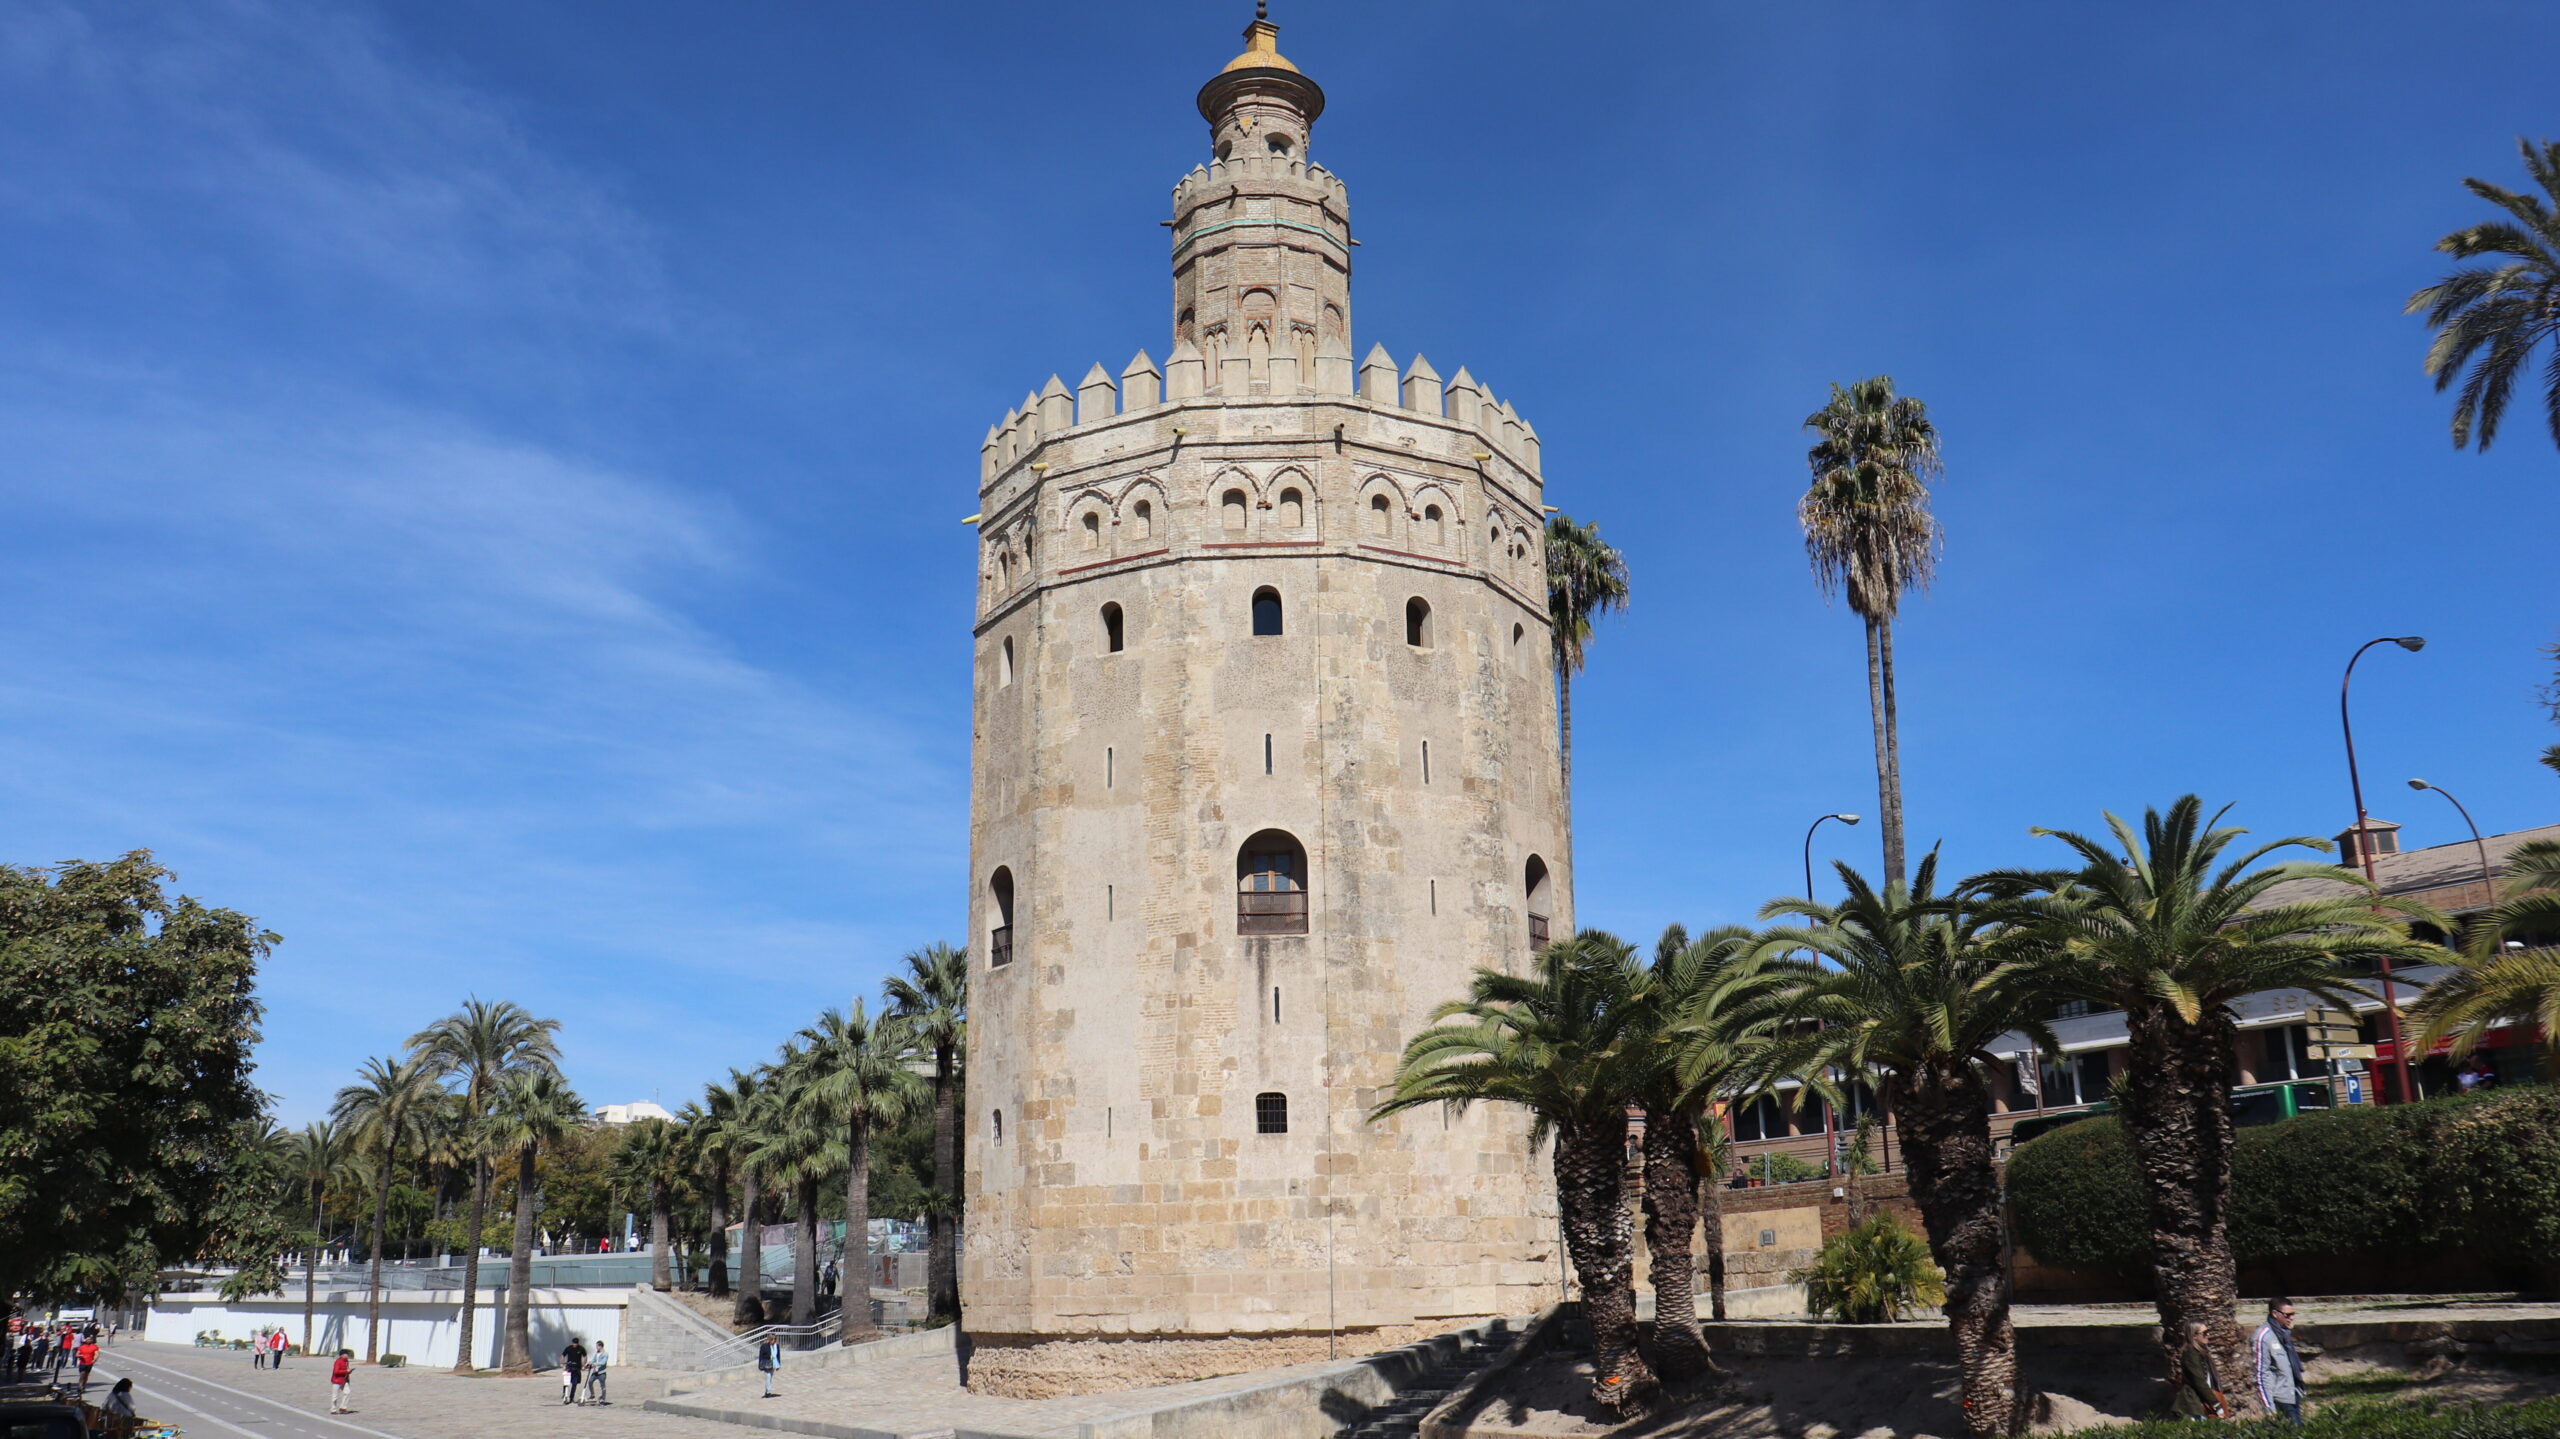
[
  {"left": 329, "top": 1349, "right": 354, "bottom": 1414},
  {"left": 73, "top": 1338, "right": 97, "bottom": 1392},
  {"left": 267, "top": 1329, "right": 288, "bottom": 1368}
]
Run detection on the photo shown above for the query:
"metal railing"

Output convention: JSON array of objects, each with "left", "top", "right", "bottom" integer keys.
[
  {"left": 696, "top": 1314, "right": 840, "bottom": 1371},
  {"left": 1528, "top": 912, "right": 1550, "bottom": 949},
  {"left": 989, "top": 925, "right": 1014, "bottom": 967},
  {"left": 1238, "top": 890, "right": 1308, "bottom": 935}
]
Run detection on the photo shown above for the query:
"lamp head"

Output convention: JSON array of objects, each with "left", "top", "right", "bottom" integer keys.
[
  {"left": 1838, "top": 813, "right": 1863, "bottom": 825},
  {"left": 2395, "top": 636, "right": 2427, "bottom": 652},
  {"left": 2406, "top": 778, "right": 2429, "bottom": 792}
]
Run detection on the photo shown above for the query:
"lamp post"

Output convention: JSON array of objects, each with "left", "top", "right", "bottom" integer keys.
[
  {"left": 2342, "top": 635, "right": 2424, "bottom": 1102},
  {"left": 1802, "top": 812, "right": 1860, "bottom": 1176},
  {"left": 2407, "top": 778, "right": 2496, "bottom": 911}
]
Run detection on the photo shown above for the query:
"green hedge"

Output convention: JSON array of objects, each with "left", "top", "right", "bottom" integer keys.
[{"left": 2008, "top": 1086, "right": 2560, "bottom": 1270}]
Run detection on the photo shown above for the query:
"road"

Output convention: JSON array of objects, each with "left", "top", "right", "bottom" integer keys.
[{"left": 98, "top": 1348, "right": 413, "bottom": 1439}]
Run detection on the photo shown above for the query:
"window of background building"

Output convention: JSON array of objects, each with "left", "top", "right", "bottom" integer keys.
[{"left": 1256, "top": 1092, "right": 1289, "bottom": 1134}]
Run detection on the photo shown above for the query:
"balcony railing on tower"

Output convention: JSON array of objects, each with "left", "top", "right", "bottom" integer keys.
[
  {"left": 1238, "top": 889, "right": 1309, "bottom": 936},
  {"left": 990, "top": 925, "right": 1014, "bottom": 967},
  {"left": 1528, "top": 912, "right": 1551, "bottom": 950}
]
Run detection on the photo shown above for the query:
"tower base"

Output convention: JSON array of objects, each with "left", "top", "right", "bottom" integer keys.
[{"left": 963, "top": 1320, "right": 1491, "bottom": 1398}]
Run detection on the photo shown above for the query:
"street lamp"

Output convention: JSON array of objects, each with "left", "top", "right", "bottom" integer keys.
[
  {"left": 1801, "top": 811, "right": 1860, "bottom": 1176},
  {"left": 2407, "top": 778, "right": 2496, "bottom": 909},
  {"left": 2342, "top": 635, "right": 2424, "bottom": 1101}
]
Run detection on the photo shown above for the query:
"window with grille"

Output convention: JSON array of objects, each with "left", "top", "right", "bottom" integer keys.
[
  {"left": 1237, "top": 832, "right": 1308, "bottom": 935},
  {"left": 1255, "top": 1092, "right": 1288, "bottom": 1134}
]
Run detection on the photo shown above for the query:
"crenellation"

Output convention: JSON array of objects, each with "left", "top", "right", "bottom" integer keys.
[
  {"left": 1037, "top": 375, "right": 1074, "bottom": 433},
  {"left": 1166, "top": 340, "right": 1206, "bottom": 400},
  {"left": 1076, "top": 363, "right": 1118, "bottom": 425},
  {"left": 1121, "top": 350, "right": 1162, "bottom": 410},
  {"left": 1357, "top": 343, "right": 1398, "bottom": 403},
  {"left": 1400, "top": 354, "right": 1442, "bottom": 416}
]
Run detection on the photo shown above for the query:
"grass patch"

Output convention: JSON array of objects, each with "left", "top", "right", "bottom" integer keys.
[
  {"left": 2305, "top": 1370, "right": 2424, "bottom": 1398},
  {"left": 2078, "top": 1397, "right": 2560, "bottom": 1437}
]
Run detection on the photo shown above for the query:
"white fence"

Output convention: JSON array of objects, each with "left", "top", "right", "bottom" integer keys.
[{"left": 148, "top": 1286, "right": 633, "bottom": 1370}]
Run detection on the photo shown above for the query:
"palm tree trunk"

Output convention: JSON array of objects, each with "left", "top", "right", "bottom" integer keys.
[
  {"left": 1555, "top": 1116, "right": 1652, "bottom": 1413},
  {"left": 2121, "top": 1009, "right": 2254, "bottom": 1414},
  {"left": 651, "top": 1184, "right": 673, "bottom": 1291},
  {"left": 1638, "top": 1110, "right": 1716, "bottom": 1381},
  {"left": 452, "top": 1158, "right": 487, "bottom": 1372},
  {"left": 1892, "top": 1066, "right": 2017, "bottom": 1438},
  {"left": 365, "top": 1153, "right": 391, "bottom": 1363},
  {"left": 791, "top": 1179, "right": 818, "bottom": 1326},
  {"left": 709, "top": 1156, "right": 732, "bottom": 1299},
  {"left": 1557, "top": 664, "right": 1575, "bottom": 803},
  {"left": 503, "top": 1144, "right": 538, "bottom": 1375},
  {"left": 1876, "top": 614, "right": 1908, "bottom": 889},
  {"left": 929, "top": 1045, "right": 959, "bottom": 1324},
  {"left": 844, "top": 1119, "right": 875, "bottom": 1344},
  {"left": 1701, "top": 1177, "right": 1727, "bottom": 1323},
  {"left": 304, "top": 1187, "right": 322, "bottom": 1353},
  {"left": 1862, "top": 616, "right": 1906, "bottom": 888},
  {"left": 735, "top": 1164, "right": 766, "bottom": 1326}
]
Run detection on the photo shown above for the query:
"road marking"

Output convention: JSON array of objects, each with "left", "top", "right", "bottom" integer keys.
[{"left": 104, "top": 1351, "right": 415, "bottom": 1439}]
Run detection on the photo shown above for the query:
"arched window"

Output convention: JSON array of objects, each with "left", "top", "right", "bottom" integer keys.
[
  {"left": 1369, "top": 493, "right": 1392, "bottom": 538},
  {"left": 1102, "top": 602, "right": 1124, "bottom": 654},
  {"left": 1080, "top": 511, "right": 1101, "bottom": 550},
  {"left": 1524, "top": 855, "right": 1552, "bottom": 952},
  {"left": 1266, "top": 132, "right": 1294, "bottom": 156},
  {"left": 1512, "top": 623, "right": 1528, "bottom": 673},
  {"left": 1278, "top": 487, "right": 1304, "bottom": 528},
  {"left": 1132, "top": 499, "right": 1154, "bottom": 539},
  {"left": 1237, "top": 829, "right": 1308, "bottom": 935},
  {"left": 999, "top": 636, "right": 1015, "bottom": 687},
  {"left": 1405, "top": 597, "right": 1431, "bottom": 648},
  {"left": 1251, "top": 587, "right": 1284, "bottom": 637},
  {"left": 1424, "top": 504, "right": 1445, "bottom": 545},
  {"left": 989, "top": 867, "right": 1016, "bottom": 967},
  {"left": 1222, "top": 489, "right": 1249, "bottom": 532},
  {"left": 992, "top": 1108, "right": 1004, "bottom": 1142},
  {"left": 1256, "top": 1092, "right": 1289, "bottom": 1133}
]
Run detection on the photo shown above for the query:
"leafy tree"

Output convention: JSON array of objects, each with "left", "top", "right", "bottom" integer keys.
[
  {"left": 1799, "top": 376, "right": 1941, "bottom": 888},
  {"left": 753, "top": 1042, "right": 838, "bottom": 1326},
  {"left": 2406, "top": 137, "right": 2560, "bottom": 452},
  {"left": 1376, "top": 933, "right": 1656, "bottom": 1413},
  {"left": 287, "top": 1121, "right": 357, "bottom": 1351},
  {"left": 609, "top": 1116, "right": 683, "bottom": 1292},
  {"left": 1543, "top": 514, "right": 1629, "bottom": 805},
  {"left": 1755, "top": 854, "right": 2050, "bottom": 1436},
  {"left": 796, "top": 1001, "right": 923, "bottom": 1342},
  {"left": 721, "top": 1067, "right": 774, "bottom": 1325},
  {"left": 407, "top": 999, "right": 560, "bottom": 1372},
  {"left": 2413, "top": 837, "right": 2560, "bottom": 1075},
  {"left": 884, "top": 941, "right": 968, "bottom": 1324},
  {"left": 1999, "top": 797, "right": 2442, "bottom": 1414},
  {"left": 0, "top": 852, "right": 277, "bottom": 1304},
  {"left": 487, "top": 1067, "right": 585, "bottom": 1373},
  {"left": 1795, "top": 1213, "right": 1944, "bottom": 1324},
  {"left": 332, "top": 1053, "right": 442, "bottom": 1362}
]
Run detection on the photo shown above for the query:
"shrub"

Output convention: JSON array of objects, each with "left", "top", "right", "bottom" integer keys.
[
  {"left": 1749, "top": 1151, "right": 1828, "bottom": 1185},
  {"left": 2007, "top": 1086, "right": 2560, "bottom": 1270},
  {"left": 1793, "top": 1213, "right": 1944, "bottom": 1323}
]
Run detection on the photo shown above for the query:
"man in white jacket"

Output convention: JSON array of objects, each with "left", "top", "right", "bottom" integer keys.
[{"left": 2254, "top": 1297, "right": 2305, "bottom": 1423}]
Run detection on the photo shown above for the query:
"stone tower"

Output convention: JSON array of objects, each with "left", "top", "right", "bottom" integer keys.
[{"left": 962, "top": 8, "right": 1569, "bottom": 1388}]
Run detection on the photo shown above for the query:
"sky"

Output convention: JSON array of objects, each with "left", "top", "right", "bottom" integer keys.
[{"left": 2, "top": 0, "right": 2554, "bottom": 1124}]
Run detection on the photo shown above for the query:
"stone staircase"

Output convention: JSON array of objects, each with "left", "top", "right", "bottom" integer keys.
[{"left": 1334, "top": 1328, "right": 1503, "bottom": 1439}]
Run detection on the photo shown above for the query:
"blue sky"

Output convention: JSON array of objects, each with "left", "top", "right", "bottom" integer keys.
[{"left": 3, "top": 0, "right": 2554, "bottom": 1123}]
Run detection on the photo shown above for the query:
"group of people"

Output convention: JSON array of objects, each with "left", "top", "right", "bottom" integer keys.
[
  {"left": 2173, "top": 1296, "right": 2311, "bottom": 1423},
  {"left": 556, "top": 1338, "right": 611, "bottom": 1405},
  {"left": 246, "top": 1326, "right": 292, "bottom": 1368},
  {"left": 6, "top": 1319, "right": 102, "bottom": 1392}
]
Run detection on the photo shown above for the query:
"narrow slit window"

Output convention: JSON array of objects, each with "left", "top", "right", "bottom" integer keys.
[
  {"left": 1107, "top": 1107, "right": 1113, "bottom": 1138},
  {"left": 992, "top": 1109, "right": 1003, "bottom": 1142},
  {"left": 1000, "top": 636, "right": 1015, "bottom": 687},
  {"left": 1421, "top": 739, "right": 1431, "bottom": 785},
  {"left": 1405, "top": 597, "right": 1431, "bottom": 648},
  {"left": 1272, "top": 987, "right": 1281, "bottom": 1024},
  {"left": 1429, "top": 878, "right": 1437, "bottom": 915},
  {"left": 1264, "top": 733, "right": 1274, "bottom": 775},
  {"left": 1107, "top": 883, "right": 1114, "bottom": 920},
  {"left": 1106, "top": 746, "right": 1114, "bottom": 788},
  {"left": 1102, "top": 602, "right": 1124, "bottom": 653},
  {"left": 1255, "top": 1092, "right": 1288, "bottom": 1135}
]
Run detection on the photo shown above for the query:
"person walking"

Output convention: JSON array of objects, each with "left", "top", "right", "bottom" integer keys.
[
  {"left": 560, "top": 1337, "right": 587, "bottom": 1405},
  {"left": 55, "top": 1325, "right": 75, "bottom": 1377},
  {"left": 756, "top": 1337, "right": 781, "bottom": 1399},
  {"left": 73, "top": 1336, "right": 97, "bottom": 1393},
  {"left": 102, "top": 1377, "right": 137, "bottom": 1439},
  {"left": 587, "top": 1340, "right": 609, "bottom": 1405},
  {"left": 2174, "top": 1321, "right": 2229, "bottom": 1421},
  {"left": 328, "top": 1349, "right": 354, "bottom": 1413},
  {"left": 252, "top": 1326, "right": 269, "bottom": 1370},
  {"left": 2254, "top": 1297, "right": 2306, "bottom": 1423},
  {"left": 268, "top": 1328, "right": 289, "bottom": 1368}
]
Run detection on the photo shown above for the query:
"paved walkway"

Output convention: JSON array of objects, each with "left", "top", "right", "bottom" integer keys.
[{"left": 103, "top": 1342, "right": 747, "bottom": 1439}]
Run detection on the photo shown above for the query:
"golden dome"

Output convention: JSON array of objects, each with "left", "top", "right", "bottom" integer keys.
[{"left": 1220, "top": 18, "right": 1298, "bottom": 74}]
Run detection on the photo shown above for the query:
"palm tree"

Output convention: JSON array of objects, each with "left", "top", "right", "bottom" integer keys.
[
  {"left": 2001, "top": 797, "right": 2442, "bottom": 1413},
  {"left": 1799, "top": 376, "right": 1941, "bottom": 888},
  {"left": 610, "top": 1117, "right": 683, "bottom": 1292},
  {"left": 883, "top": 941, "right": 968, "bottom": 1325},
  {"left": 1632, "top": 924, "right": 1808, "bottom": 1378},
  {"left": 1543, "top": 514, "right": 1629, "bottom": 805},
  {"left": 331, "top": 1054, "right": 441, "bottom": 1363},
  {"left": 1753, "top": 854, "right": 2052, "bottom": 1437},
  {"left": 2412, "top": 837, "right": 2560, "bottom": 1074},
  {"left": 724, "top": 1067, "right": 773, "bottom": 1326},
  {"left": 754, "top": 1042, "right": 837, "bottom": 1327},
  {"left": 1376, "top": 933, "right": 1656, "bottom": 1413},
  {"left": 690, "top": 1078, "right": 750, "bottom": 1299},
  {"left": 486, "top": 1068, "right": 586, "bottom": 1374},
  {"left": 798, "top": 1001, "right": 925, "bottom": 1343},
  {"left": 287, "top": 1121, "right": 356, "bottom": 1353},
  {"left": 2406, "top": 137, "right": 2560, "bottom": 453},
  {"left": 406, "top": 1000, "right": 560, "bottom": 1373}
]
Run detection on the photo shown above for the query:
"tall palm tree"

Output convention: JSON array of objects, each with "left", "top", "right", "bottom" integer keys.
[
  {"left": 725, "top": 1067, "right": 774, "bottom": 1325},
  {"left": 1799, "top": 376, "right": 1941, "bottom": 888},
  {"left": 1631, "top": 924, "right": 1808, "bottom": 1378},
  {"left": 330, "top": 1054, "right": 440, "bottom": 1363},
  {"left": 1376, "top": 933, "right": 1657, "bottom": 1413},
  {"left": 406, "top": 1000, "right": 560, "bottom": 1373},
  {"left": 689, "top": 1079, "right": 748, "bottom": 1299},
  {"left": 610, "top": 1117, "right": 684, "bottom": 1292},
  {"left": 2406, "top": 137, "right": 2560, "bottom": 453},
  {"left": 2001, "top": 798, "right": 2442, "bottom": 1413},
  {"left": 752, "top": 1046, "right": 838, "bottom": 1328},
  {"left": 1543, "top": 514, "right": 1630, "bottom": 805},
  {"left": 1753, "top": 855, "right": 2052, "bottom": 1437},
  {"left": 287, "top": 1121, "right": 356, "bottom": 1353},
  {"left": 2412, "top": 837, "right": 2560, "bottom": 1075},
  {"left": 883, "top": 941, "right": 968, "bottom": 1325},
  {"left": 798, "top": 1001, "right": 925, "bottom": 1343},
  {"left": 486, "top": 1068, "right": 586, "bottom": 1374}
]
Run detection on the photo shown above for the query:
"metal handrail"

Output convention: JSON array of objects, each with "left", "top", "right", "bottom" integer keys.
[{"left": 696, "top": 1314, "right": 840, "bottom": 1371}]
